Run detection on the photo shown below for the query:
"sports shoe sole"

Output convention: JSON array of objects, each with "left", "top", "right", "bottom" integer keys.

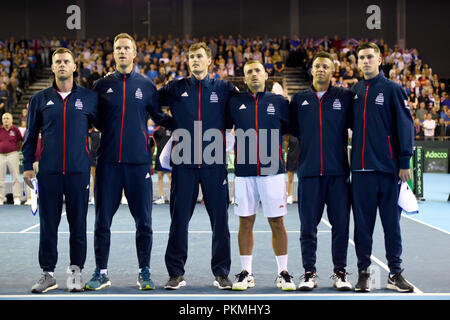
[
  {"left": 354, "top": 286, "right": 371, "bottom": 292},
  {"left": 32, "top": 284, "right": 58, "bottom": 293},
  {"left": 333, "top": 283, "right": 352, "bottom": 291},
  {"left": 213, "top": 281, "right": 232, "bottom": 290},
  {"left": 386, "top": 283, "right": 414, "bottom": 292},
  {"left": 232, "top": 280, "right": 255, "bottom": 291},
  {"left": 298, "top": 283, "right": 318, "bottom": 291},
  {"left": 164, "top": 280, "right": 186, "bottom": 290},
  {"left": 281, "top": 284, "right": 296, "bottom": 291},
  {"left": 85, "top": 281, "right": 111, "bottom": 291},
  {"left": 137, "top": 281, "right": 155, "bottom": 290}
]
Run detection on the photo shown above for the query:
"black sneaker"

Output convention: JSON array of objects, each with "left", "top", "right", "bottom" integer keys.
[
  {"left": 387, "top": 270, "right": 414, "bottom": 292},
  {"left": 164, "top": 275, "right": 186, "bottom": 290},
  {"left": 213, "top": 275, "right": 232, "bottom": 290},
  {"left": 355, "top": 270, "right": 370, "bottom": 292}
]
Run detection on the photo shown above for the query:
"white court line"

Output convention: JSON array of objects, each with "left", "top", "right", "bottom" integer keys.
[
  {"left": 401, "top": 213, "right": 450, "bottom": 235},
  {"left": 320, "top": 218, "right": 424, "bottom": 294},
  {"left": 1, "top": 293, "right": 449, "bottom": 299},
  {"left": 0, "top": 230, "right": 331, "bottom": 235},
  {"left": 18, "top": 212, "right": 66, "bottom": 233}
]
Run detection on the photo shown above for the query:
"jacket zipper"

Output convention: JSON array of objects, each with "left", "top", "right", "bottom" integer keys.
[
  {"left": 387, "top": 135, "right": 393, "bottom": 159},
  {"left": 56, "top": 94, "right": 71, "bottom": 174},
  {"left": 362, "top": 83, "right": 370, "bottom": 169},
  {"left": 198, "top": 81, "right": 202, "bottom": 168},
  {"left": 313, "top": 91, "right": 326, "bottom": 175},
  {"left": 119, "top": 75, "right": 126, "bottom": 162},
  {"left": 251, "top": 93, "right": 260, "bottom": 175}
]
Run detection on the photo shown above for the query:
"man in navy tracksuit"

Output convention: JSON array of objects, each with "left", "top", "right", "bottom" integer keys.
[
  {"left": 23, "top": 48, "right": 98, "bottom": 293},
  {"left": 351, "top": 43, "right": 414, "bottom": 293},
  {"left": 159, "top": 42, "right": 237, "bottom": 290},
  {"left": 84, "top": 33, "right": 172, "bottom": 291},
  {"left": 227, "top": 60, "right": 296, "bottom": 291},
  {"left": 290, "top": 52, "right": 353, "bottom": 291}
]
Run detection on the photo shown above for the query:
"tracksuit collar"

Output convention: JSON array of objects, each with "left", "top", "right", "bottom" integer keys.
[
  {"left": 188, "top": 74, "right": 211, "bottom": 88},
  {"left": 114, "top": 70, "right": 135, "bottom": 79},
  {"left": 52, "top": 80, "right": 78, "bottom": 92},
  {"left": 363, "top": 70, "right": 385, "bottom": 86}
]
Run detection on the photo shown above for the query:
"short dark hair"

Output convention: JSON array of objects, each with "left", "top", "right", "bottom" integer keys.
[
  {"left": 52, "top": 47, "right": 75, "bottom": 63},
  {"left": 356, "top": 42, "right": 381, "bottom": 55},
  {"left": 188, "top": 42, "right": 212, "bottom": 58},
  {"left": 312, "top": 51, "right": 334, "bottom": 65}
]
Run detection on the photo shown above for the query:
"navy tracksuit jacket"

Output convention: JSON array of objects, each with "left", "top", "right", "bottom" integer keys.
[
  {"left": 22, "top": 81, "right": 98, "bottom": 271},
  {"left": 350, "top": 71, "right": 414, "bottom": 274},
  {"left": 93, "top": 70, "right": 172, "bottom": 270},
  {"left": 159, "top": 75, "right": 237, "bottom": 277},
  {"left": 227, "top": 90, "right": 290, "bottom": 177},
  {"left": 290, "top": 85, "right": 353, "bottom": 272}
]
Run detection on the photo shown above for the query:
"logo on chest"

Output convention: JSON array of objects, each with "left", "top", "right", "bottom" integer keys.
[
  {"left": 266, "top": 103, "right": 275, "bottom": 115},
  {"left": 332, "top": 99, "right": 342, "bottom": 110},
  {"left": 9, "top": 131, "right": 16, "bottom": 137},
  {"left": 375, "top": 93, "right": 384, "bottom": 106},
  {"left": 75, "top": 99, "right": 83, "bottom": 110},
  {"left": 210, "top": 91, "right": 219, "bottom": 103},
  {"left": 135, "top": 88, "right": 143, "bottom": 100}
]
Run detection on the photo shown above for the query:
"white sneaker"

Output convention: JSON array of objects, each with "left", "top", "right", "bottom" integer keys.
[
  {"left": 276, "top": 271, "right": 296, "bottom": 291},
  {"left": 332, "top": 270, "right": 352, "bottom": 291},
  {"left": 14, "top": 199, "right": 21, "bottom": 206},
  {"left": 232, "top": 270, "right": 255, "bottom": 291},
  {"left": 287, "top": 195, "right": 293, "bottom": 204},
  {"left": 89, "top": 198, "right": 95, "bottom": 205},
  {"left": 298, "top": 271, "right": 318, "bottom": 291},
  {"left": 24, "top": 199, "right": 32, "bottom": 206},
  {"left": 121, "top": 196, "right": 128, "bottom": 205},
  {"left": 153, "top": 196, "right": 165, "bottom": 204},
  {"left": 67, "top": 265, "right": 84, "bottom": 292}
]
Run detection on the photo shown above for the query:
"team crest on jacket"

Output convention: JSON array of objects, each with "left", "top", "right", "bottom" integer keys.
[
  {"left": 135, "top": 88, "right": 143, "bottom": 100},
  {"left": 75, "top": 99, "right": 83, "bottom": 110},
  {"left": 210, "top": 92, "right": 219, "bottom": 103},
  {"left": 332, "top": 99, "right": 342, "bottom": 110},
  {"left": 266, "top": 103, "right": 275, "bottom": 115},
  {"left": 375, "top": 93, "right": 384, "bottom": 105}
]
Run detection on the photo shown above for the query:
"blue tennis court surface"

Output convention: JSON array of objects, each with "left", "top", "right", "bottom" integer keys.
[{"left": 0, "top": 173, "right": 448, "bottom": 301}]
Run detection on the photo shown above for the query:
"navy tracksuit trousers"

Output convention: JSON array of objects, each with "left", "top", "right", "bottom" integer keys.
[
  {"left": 298, "top": 175, "right": 350, "bottom": 273},
  {"left": 165, "top": 165, "right": 231, "bottom": 277},
  {"left": 351, "top": 171, "right": 403, "bottom": 274},
  {"left": 94, "top": 162, "right": 153, "bottom": 269},
  {"left": 37, "top": 172, "right": 90, "bottom": 272}
]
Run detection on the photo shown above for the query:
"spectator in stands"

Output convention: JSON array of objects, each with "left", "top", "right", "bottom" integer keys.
[
  {"left": 0, "top": 82, "right": 11, "bottom": 115},
  {"left": 413, "top": 118, "right": 424, "bottom": 140},
  {"left": 0, "top": 112, "right": 23, "bottom": 205},
  {"left": 265, "top": 57, "right": 274, "bottom": 76},
  {"left": 435, "top": 118, "right": 447, "bottom": 141},
  {"left": 415, "top": 101, "right": 427, "bottom": 121},
  {"left": 274, "top": 53, "right": 285, "bottom": 76},
  {"left": 422, "top": 113, "right": 436, "bottom": 140},
  {"left": 442, "top": 92, "right": 450, "bottom": 108}
]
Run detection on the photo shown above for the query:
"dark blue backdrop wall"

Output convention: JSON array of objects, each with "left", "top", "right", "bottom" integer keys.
[{"left": 0, "top": 0, "right": 448, "bottom": 77}]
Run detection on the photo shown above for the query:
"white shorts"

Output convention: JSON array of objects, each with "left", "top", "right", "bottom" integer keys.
[{"left": 234, "top": 173, "right": 287, "bottom": 218}]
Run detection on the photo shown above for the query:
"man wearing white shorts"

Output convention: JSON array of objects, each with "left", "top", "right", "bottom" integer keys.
[{"left": 227, "top": 60, "right": 295, "bottom": 291}]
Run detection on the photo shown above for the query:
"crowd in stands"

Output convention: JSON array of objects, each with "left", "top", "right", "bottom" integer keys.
[
  {"left": 0, "top": 34, "right": 449, "bottom": 140},
  {"left": 0, "top": 37, "right": 40, "bottom": 116}
]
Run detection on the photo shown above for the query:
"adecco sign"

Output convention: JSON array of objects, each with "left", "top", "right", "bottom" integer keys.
[{"left": 424, "top": 148, "right": 448, "bottom": 173}]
